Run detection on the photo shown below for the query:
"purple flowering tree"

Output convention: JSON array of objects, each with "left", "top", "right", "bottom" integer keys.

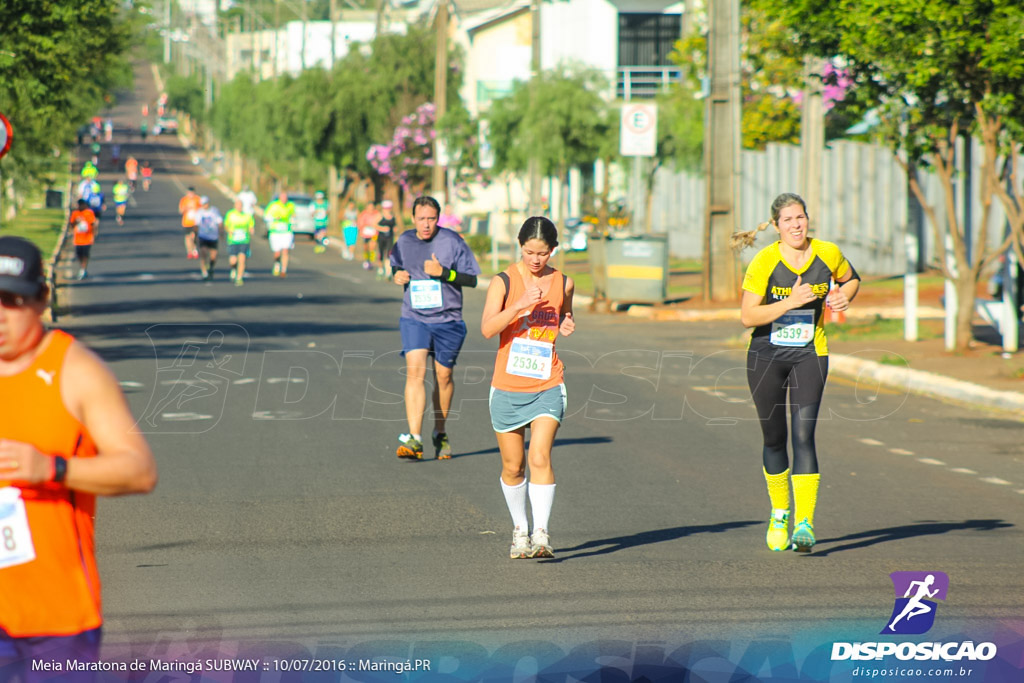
[{"left": 366, "top": 102, "right": 437, "bottom": 202}]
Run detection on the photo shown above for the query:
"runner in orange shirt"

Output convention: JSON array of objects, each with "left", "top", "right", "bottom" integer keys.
[
  {"left": 178, "top": 187, "right": 202, "bottom": 259},
  {"left": 69, "top": 199, "right": 97, "bottom": 280},
  {"left": 0, "top": 237, "right": 156, "bottom": 676},
  {"left": 481, "top": 217, "right": 575, "bottom": 559},
  {"left": 124, "top": 155, "right": 139, "bottom": 191}
]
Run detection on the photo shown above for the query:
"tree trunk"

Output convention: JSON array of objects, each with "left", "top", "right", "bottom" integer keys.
[
  {"left": 955, "top": 275, "right": 976, "bottom": 351},
  {"left": 643, "top": 158, "right": 660, "bottom": 234}
]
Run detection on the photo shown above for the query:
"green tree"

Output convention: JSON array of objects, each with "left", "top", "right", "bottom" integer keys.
[
  {"left": 758, "top": 0, "right": 1024, "bottom": 350},
  {"left": 487, "top": 66, "right": 612, "bottom": 221},
  {"left": 0, "top": 0, "right": 133, "bottom": 204}
]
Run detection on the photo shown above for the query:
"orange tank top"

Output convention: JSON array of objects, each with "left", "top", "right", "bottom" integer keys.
[
  {"left": 491, "top": 266, "right": 565, "bottom": 392},
  {"left": 0, "top": 330, "right": 101, "bottom": 637}
]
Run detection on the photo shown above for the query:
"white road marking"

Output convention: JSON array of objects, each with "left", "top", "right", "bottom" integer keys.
[
  {"left": 917, "top": 458, "right": 945, "bottom": 466},
  {"left": 949, "top": 468, "right": 977, "bottom": 474},
  {"left": 161, "top": 412, "right": 213, "bottom": 421},
  {"left": 889, "top": 448, "right": 914, "bottom": 455},
  {"left": 980, "top": 477, "right": 1012, "bottom": 486},
  {"left": 858, "top": 438, "right": 884, "bottom": 446}
]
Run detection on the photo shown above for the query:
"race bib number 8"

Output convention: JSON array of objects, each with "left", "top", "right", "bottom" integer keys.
[
  {"left": 410, "top": 280, "right": 443, "bottom": 309},
  {"left": 0, "top": 487, "right": 36, "bottom": 570},
  {"left": 506, "top": 337, "right": 553, "bottom": 380},
  {"left": 770, "top": 310, "right": 814, "bottom": 347}
]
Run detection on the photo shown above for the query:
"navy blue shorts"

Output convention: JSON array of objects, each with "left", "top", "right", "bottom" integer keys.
[
  {"left": 0, "top": 627, "right": 101, "bottom": 683},
  {"left": 399, "top": 318, "right": 467, "bottom": 368}
]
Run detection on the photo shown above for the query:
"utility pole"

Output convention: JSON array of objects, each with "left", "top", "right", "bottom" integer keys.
[
  {"left": 702, "top": 0, "right": 741, "bottom": 302},
  {"left": 301, "top": 0, "right": 307, "bottom": 71},
  {"left": 164, "top": 0, "right": 172, "bottom": 63},
  {"left": 330, "top": 0, "right": 337, "bottom": 68},
  {"left": 273, "top": 0, "right": 280, "bottom": 79},
  {"left": 432, "top": 0, "right": 449, "bottom": 200},
  {"left": 527, "top": 0, "right": 542, "bottom": 217},
  {"left": 799, "top": 56, "right": 824, "bottom": 231}
]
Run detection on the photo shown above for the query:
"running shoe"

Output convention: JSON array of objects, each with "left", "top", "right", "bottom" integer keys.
[
  {"left": 229, "top": 267, "right": 237, "bottom": 282},
  {"left": 396, "top": 434, "right": 423, "bottom": 460},
  {"left": 766, "top": 508, "right": 790, "bottom": 552},
  {"left": 314, "top": 245, "right": 326, "bottom": 254},
  {"left": 529, "top": 529, "right": 554, "bottom": 558},
  {"left": 791, "top": 519, "right": 816, "bottom": 553},
  {"left": 272, "top": 262, "right": 281, "bottom": 276},
  {"left": 234, "top": 278, "right": 244, "bottom": 287},
  {"left": 510, "top": 528, "right": 531, "bottom": 559},
  {"left": 432, "top": 432, "right": 452, "bottom": 460}
]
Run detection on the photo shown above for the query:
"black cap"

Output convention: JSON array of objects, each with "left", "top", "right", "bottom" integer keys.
[{"left": 0, "top": 237, "right": 45, "bottom": 297}]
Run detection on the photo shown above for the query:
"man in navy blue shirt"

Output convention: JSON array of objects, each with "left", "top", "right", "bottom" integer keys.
[{"left": 390, "top": 196, "right": 481, "bottom": 460}]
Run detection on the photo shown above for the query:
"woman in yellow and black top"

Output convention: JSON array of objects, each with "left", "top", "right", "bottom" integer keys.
[{"left": 733, "top": 193, "right": 860, "bottom": 553}]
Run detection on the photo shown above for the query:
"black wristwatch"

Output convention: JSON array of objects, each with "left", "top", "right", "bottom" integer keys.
[{"left": 51, "top": 456, "right": 68, "bottom": 484}]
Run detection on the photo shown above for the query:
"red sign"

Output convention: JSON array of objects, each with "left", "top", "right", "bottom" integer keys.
[{"left": 0, "top": 113, "right": 11, "bottom": 160}]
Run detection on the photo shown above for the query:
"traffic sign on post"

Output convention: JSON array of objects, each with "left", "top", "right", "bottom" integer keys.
[
  {"left": 0, "top": 113, "right": 11, "bottom": 160},
  {"left": 620, "top": 103, "right": 657, "bottom": 157}
]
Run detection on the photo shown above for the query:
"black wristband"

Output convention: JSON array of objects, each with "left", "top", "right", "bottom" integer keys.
[{"left": 52, "top": 456, "right": 68, "bottom": 484}]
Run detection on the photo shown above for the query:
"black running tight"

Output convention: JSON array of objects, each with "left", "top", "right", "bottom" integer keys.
[{"left": 746, "top": 352, "right": 829, "bottom": 476}]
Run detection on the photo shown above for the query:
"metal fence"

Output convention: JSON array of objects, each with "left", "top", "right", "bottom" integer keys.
[{"left": 647, "top": 138, "right": 1007, "bottom": 276}]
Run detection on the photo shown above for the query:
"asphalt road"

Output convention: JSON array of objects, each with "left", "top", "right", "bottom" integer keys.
[{"left": 55, "top": 65, "right": 1023, "bottom": 671}]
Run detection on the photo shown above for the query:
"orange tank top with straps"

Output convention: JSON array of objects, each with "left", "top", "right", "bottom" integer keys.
[
  {"left": 0, "top": 330, "right": 101, "bottom": 637},
  {"left": 491, "top": 265, "right": 565, "bottom": 393}
]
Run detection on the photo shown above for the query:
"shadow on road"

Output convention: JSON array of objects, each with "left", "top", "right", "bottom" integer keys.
[
  {"left": 811, "top": 518, "right": 1014, "bottom": 557},
  {"left": 450, "top": 435, "right": 614, "bottom": 459},
  {"left": 539, "top": 520, "right": 760, "bottom": 563}
]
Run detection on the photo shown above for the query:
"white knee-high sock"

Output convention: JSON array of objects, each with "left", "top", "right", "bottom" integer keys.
[
  {"left": 528, "top": 482, "right": 556, "bottom": 532},
  {"left": 500, "top": 478, "right": 529, "bottom": 531}
]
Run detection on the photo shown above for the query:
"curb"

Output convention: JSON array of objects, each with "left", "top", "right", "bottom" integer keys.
[
  {"left": 828, "top": 353, "right": 1024, "bottom": 417},
  {"left": 622, "top": 305, "right": 947, "bottom": 322}
]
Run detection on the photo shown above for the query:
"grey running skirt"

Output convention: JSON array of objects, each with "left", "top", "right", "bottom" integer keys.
[{"left": 489, "top": 384, "right": 567, "bottom": 433}]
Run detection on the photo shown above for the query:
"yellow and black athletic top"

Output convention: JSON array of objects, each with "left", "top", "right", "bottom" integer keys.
[{"left": 742, "top": 239, "right": 852, "bottom": 359}]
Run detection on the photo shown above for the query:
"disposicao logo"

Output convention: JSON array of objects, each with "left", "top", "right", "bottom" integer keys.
[
  {"left": 882, "top": 570, "right": 949, "bottom": 635},
  {"left": 831, "top": 570, "right": 998, "bottom": 663}
]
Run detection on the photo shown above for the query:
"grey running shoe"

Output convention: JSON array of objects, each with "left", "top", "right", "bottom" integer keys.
[
  {"left": 529, "top": 529, "right": 554, "bottom": 558},
  {"left": 432, "top": 432, "right": 452, "bottom": 460},
  {"left": 510, "top": 528, "right": 531, "bottom": 559},
  {"left": 396, "top": 433, "right": 423, "bottom": 460}
]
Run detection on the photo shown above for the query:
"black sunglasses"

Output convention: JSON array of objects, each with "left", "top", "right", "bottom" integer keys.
[{"left": 0, "top": 292, "right": 30, "bottom": 308}]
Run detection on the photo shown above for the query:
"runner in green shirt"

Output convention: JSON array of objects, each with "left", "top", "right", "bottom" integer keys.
[
  {"left": 265, "top": 191, "right": 296, "bottom": 277},
  {"left": 112, "top": 180, "right": 130, "bottom": 226},
  {"left": 224, "top": 198, "right": 255, "bottom": 286},
  {"left": 311, "top": 191, "right": 330, "bottom": 254}
]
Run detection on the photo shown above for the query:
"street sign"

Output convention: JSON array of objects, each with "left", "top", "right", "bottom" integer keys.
[
  {"left": 620, "top": 103, "right": 657, "bottom": 157},
  {"left": 0, "top": 113, "right": 11, "bottom": 160}
]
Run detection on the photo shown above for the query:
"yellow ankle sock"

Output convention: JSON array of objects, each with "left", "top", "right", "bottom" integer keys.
[
  {"left": 792, "top": 473, "right": 820, "bottom": 526},
  {"left": 764, "top": 468, "right": 790, "bottom": 511}
]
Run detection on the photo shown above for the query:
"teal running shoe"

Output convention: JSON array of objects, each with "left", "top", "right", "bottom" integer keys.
[{"left": 791, "top": 519, "right": 816, "bottom": 553}]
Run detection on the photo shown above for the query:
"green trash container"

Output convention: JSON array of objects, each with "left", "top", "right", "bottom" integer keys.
[
  {"left": 45, "top": 189, "right": 64, "bottom": 209},
  {"left": 592, "top": 234, "right": 669, "bottom": 303}
]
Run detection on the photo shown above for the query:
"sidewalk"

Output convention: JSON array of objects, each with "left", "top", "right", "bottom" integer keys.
[{"left": 622, "top": 291, "right": 1024, "bottom": 419}]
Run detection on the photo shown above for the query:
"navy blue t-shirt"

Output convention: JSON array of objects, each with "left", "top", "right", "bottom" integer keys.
[{"left": 390, "top": 227, "right": 481, "bottom": 323}]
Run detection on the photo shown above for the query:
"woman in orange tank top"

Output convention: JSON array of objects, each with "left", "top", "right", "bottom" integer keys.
[{"left": 481, "top": 217, "right": 575, "bottom": 560}]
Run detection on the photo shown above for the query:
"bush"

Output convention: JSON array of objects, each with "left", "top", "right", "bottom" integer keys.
[{"left": 464, "top": 234, "right": 491, "bottom": 258}]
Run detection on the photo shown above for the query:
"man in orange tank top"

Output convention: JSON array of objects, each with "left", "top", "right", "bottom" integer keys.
[
  {"left": 69, "top": 198, "right": 97, "bottom": 280},
  {"left": 179, "top": 187, "right": 202, "bottom": 259},
  {"left": 0, "top": 237, "right": 157, "bottom": 678}
]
